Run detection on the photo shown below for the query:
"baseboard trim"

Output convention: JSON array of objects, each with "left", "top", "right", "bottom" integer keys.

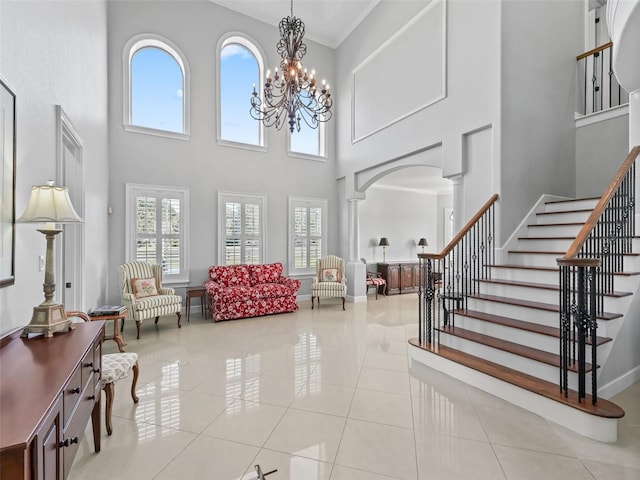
[{"left": 599, "top": 365, "right": 640, "bottom": 399}]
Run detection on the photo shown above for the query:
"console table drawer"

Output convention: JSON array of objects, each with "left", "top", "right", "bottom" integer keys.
[{"left": 63, "top": 364, "right": 83, "bottom": 427}]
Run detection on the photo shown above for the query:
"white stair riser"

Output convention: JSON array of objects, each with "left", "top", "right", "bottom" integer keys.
[
  {"left": 507, "top": 253, "right": 561, "bottom": 268},
  {"left": 527, "top": 224, "right": 584, "bottom": 236},
  {"left": 544, "top": 200, "right": 598, "bottom": 213},
  {"left": 516, "top": 238, "right": 574, "bottom": 251},
  {"left": 490, "top": 267, "right": 558, "bottom": 284},
  {"left": 439, "top": 332, "right": 591, "bottom": 390},
  {"left": 477, "top": 283, "right": 632, "bottom": 312},
  {"left": 453, "top": 315, "right": 561, "bottom": 354},
  {"left": 466, "top": 297, "right": 558, "bottom": 327},
  {"left": 535, "top": 211, "right": 592, "bottom": 224}
]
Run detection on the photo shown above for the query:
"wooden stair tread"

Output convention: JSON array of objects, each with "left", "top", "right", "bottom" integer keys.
[
  {"left": 469, "top": 293, "right": 623, "bottom": 320},
  {"left": 436, "top": 325, "right": 595, "bottom": 372},
  {"left": 476, "top": 278, "right": 632, "bottom": 297},
  {"left": 518, "top": 236, "right": 576, "bottom": 240},
  {"left": 537, "top": 209, "right": 593, "bottom": 215},
  {"left": 509, "top": 250, "right": 640, "bottom": 257},
  {"left": 528, "top": 222, "right": 584, "bottom": 227},
  {"left": 408, "top": 338, "right": 625, "bottom": 419},
  {"left": 458, "top": 310, "right": 611, "bottom": 346},
  {"left": 545, "top": 197, "right": 600, "bottom": 205},
  {"left": 490, "top": 264, "right": 640, "bottom": 276}
]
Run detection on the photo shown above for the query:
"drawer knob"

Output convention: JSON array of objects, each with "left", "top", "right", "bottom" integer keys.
[
  {"left": 70, "top": 437, "right": 79, "bottom": 445},
  {"left": 84, "top": 361, "right": 94, "bottom": 368},
  {"left": 70, "top": 386, "right": 81, "bottom": 394},
  {"left": 59, "top": 439, "right": 69, "bottom": 448},
  {"left": 88, "top": 395, "right": 95, "bottom": 400},
  {"left": 93, "top": 368, "right": 100, "bottom": 374}
]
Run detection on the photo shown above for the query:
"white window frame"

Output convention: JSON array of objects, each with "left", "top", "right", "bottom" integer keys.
[
  {"left": 288, "top": 197, "right": 328, "bottom": 276},
  {"left": 125, "top": 183, "right": 190, "bottom": 284},
  {"left": 216, "top": 33, "right": 267, "bottom": 152},
  {"left": 123, "top": 34, "right": 191, "bottom": 140},
  {"left": 287, "top": 122, "right": 327, "bottom": 161},
  {"left": 218, "top": 191, "right": 267, "bottom": 265}
]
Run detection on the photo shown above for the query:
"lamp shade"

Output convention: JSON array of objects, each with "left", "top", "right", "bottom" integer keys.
[
  {"left": 418, "top": 238, "right": 428, "bottom": 247},
  {"left": 17, "top": 181, "right": 83, "bottom": 224},
  {"left": 378, "top": 237, "right": 389, "bottom": 247}
]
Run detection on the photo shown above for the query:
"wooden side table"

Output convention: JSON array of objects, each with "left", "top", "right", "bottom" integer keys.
[
  {"left": 185, "top": 286, "right": 207, "bottom": 322},
  {"left": 88, "top": 309, "right": 127, "bottom": 352}
]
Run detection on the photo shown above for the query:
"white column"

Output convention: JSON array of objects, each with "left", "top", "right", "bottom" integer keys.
[
  {"left": 629, "top": 89, "right": 640, "bottom": 149},
  {"left": 449, "top": 174, "right": 464, "bottom": 232},
  {"left": 347, "top": 198, "right": 360, "bottom": 262}
]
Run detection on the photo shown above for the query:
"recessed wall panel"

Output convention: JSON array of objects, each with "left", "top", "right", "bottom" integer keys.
[{"left": 352, "top": 0, "right": 446, "bottom": 142}]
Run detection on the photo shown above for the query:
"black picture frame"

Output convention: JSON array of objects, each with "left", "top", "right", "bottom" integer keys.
[{"left": 1, "top": 77, "right": 16, "bottom": 288}]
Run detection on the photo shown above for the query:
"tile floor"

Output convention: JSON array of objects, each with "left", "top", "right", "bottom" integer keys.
[{"left": 69, "top": 294, "right": 640, "bottom": 480}]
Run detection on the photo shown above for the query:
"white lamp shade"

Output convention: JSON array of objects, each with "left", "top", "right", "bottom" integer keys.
[{"left": 17, "top": 181, "right": 83, "bottom": 223}]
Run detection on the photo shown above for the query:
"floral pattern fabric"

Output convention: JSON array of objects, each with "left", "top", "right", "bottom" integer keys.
[{"left": 205, "top": 263, "right": 300, "bottom": 321}]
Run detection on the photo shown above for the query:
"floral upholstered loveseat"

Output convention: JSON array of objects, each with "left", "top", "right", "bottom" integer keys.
[{"left": 204, "top": 262, "right": 301, "bottom": 321}]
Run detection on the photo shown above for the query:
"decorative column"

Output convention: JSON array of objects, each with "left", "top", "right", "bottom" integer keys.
[
  {"left": 449, "top": 174, "right": 464, "bottom": 233},
  {"left": 346, "top": 197, "right": 366, "bottom": 302}
]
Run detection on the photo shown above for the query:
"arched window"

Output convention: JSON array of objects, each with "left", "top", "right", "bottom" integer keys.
[
  {"left": 124, "top": 35, "right": 190, "bottom": 139},
  {"left": 217, "top": 34, "right": 265, "bottom": 149}
]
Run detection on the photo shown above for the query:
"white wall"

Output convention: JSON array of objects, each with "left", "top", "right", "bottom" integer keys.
[
  {"left": 106, "top": 1, "right": 339, "bottom": 299},
  {"left": 359, "top": 187, "right": 439, "bottom": 264},
  {"left": 575, "top": 113, "right": 630, "bottom": 197},
  {"left": 0, "top": 0, "right": 109, "bottom": 335}
]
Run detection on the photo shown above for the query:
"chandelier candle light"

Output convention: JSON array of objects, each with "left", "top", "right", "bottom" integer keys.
[
  {"left": 17, "top": 181, "right": 83, "bottom": 337},
  {"left": 250, "top": 0, "right": 333, "bottom": 133}
]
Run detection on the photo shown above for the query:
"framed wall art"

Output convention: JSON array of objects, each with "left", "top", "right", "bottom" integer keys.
[{"left": 1, "top": 77, "right": 16, "bottom": 287}]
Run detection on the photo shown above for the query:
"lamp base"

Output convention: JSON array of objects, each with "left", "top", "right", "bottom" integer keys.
[{"left": 21, "top": 303, "right": 74, "bottom": 338}]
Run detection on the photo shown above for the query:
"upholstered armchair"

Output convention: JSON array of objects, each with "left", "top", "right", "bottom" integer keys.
[
  {"left": 312, "top": 255, "right": 347, "bottom": 310},
  {"left": 120, "top": 261, "right": 182, "bottom": 339}
]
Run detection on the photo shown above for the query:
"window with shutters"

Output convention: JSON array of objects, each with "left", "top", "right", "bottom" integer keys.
[
  {"left": 288, "top": 197, "right": 327, "bottom": 276},
  {"left": 125, "top": 184, "right": 189, "bottom": 283},
  {"left": 219, "top": 192, "right": 265, "bottom": 265}
]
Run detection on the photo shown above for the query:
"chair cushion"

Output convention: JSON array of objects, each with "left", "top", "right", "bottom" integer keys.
[
  {"left": 101, "top": 352, "right": 138, "bottom": 388},
  {"left": 248, "top": 263, "right": 283, "bottom": 286},
  {"left": 322, "top": 268, "right": 338, "bottom": 282},
  {"left": 218, "top": 285, "right": 259, "bottom": 303},
  {"left": 132, "top": 294, "right": 181, "bottom": 311},
  {"left": 312, "top": 282, "right": 347, "bottom": 296},
  {"left": 131, "top": 277, "right": 158, "bottom": 298},
  {"left": 253, "top": 283, "right": 293, "bottom": 299},
  {"left": 366, "top": 277, "right": 386, "bottom": 286},
  {"left": 209, "top": 265, "right": 251, "bottom": 287}
]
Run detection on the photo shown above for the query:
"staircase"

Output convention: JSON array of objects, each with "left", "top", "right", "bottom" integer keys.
[{"left": 409, "top": 192, "right": 638, "bottom": 442}]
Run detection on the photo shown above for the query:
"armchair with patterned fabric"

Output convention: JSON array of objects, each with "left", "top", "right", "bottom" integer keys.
[
  {"left": 120, "top": 261, "right": 182, "bottom": 339},
  {"left": 311, "top": 255, "right": 347, "bottom": 310}
]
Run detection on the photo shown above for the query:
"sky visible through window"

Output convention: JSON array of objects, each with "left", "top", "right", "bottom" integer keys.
[
  {"left": 132, "top": 42, "right": 321, "bottom": 153},
  {"left": 131, "top": 47, "right": 184, "bottom": 133}
]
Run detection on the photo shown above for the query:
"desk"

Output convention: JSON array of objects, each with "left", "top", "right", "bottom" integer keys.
[
  {"left": 88, "top": 309, "right": 127, "bottom": 352},
  {"left": 186, "top": 286, "right": 207, "bottom": 322}
]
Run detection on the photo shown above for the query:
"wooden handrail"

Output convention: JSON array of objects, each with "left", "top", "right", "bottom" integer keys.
[
  {"left": 561, "top": 146, "right": 640, "bottom": 261},
  {"left": 419, "top": 194, "right": 499, "bottom": 261},
  {"left": 576, "top": 41, "right": 613, "bottom": 61}
]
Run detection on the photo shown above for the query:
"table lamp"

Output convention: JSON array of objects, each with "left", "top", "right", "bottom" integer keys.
[
  {"left": 17, "top": 181, "right": 83, "bottom": 337},
  {"left": 379, "top": 237, "right": 389, "bottom": 263},
  {"left": 418, "top": 237, "right": 428, "bottom": 253}
]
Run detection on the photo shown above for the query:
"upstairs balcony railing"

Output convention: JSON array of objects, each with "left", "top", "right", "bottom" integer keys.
[
  {"left": 417, "top": 195, "right": 498, "bottom": 347},
  {"left": 577, "top": 42, "right": 629, "bottom": 115},
  {"left": 557, "top": 146, "right": 639, "bottom": 404}
]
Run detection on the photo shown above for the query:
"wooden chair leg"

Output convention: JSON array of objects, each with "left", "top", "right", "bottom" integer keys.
[
  {"left": 176, "top": 311, "right": 182, "bottom": 328},
  {"left": 104, "top": 382, "right": 114, "bottom": 436},
  {"left": 131, "top": 362, "right": 140, "bottom": 403},
  {"left": 136, "top": 321, "right": 141, "bottom": 339},
  {"left": 311, "top": 296, "right": 315, "bottom": 309},
  {"left": 342, "top": 297, "right": 345, "bottom": 310},
  {"left": 154, "top": 316, "right": 160, "bottom": 324}
]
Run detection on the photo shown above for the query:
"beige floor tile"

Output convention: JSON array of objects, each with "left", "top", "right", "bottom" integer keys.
[
  {"left": 240, "top": 448, "right": 332, "bottom": 480},
  {"left": 335, "top": 419, "right": 417, "bottom": 480},
  {"left": 364, "top": 350, "right": 410, "bottom": 372},
  {"left": 414, "top": 430, "right": 505, "bottom": 480},
  {"left": 202, "top": 398, "right": 286, "bottom": 447},
  {"left": 358, "top": 367, "right": 411, "bottom": 396},
  {"left": 349, "top": 388, "right": 413, "bottom": 429},
  {"left": 241, "top": 373, "right": 306, "bottom": 406},
  {"left": 263, "top": 409, "right": 346, "bottom": 463},
  {"left": 157, "top": 390, "right": 229, "bottom": 433},
  {"left": 291, "top": 382, "right": 356, "bottom": 417},
  {"left": 312, "top": 361, "right": 362, "bottom": 387},
  {"left": 493, "top": 444, "right": 594, "bottom": 480},
  {"left": 155, "top": 435, "right": 259, "bottom": 480},
  {"left": 412, "top": 395, "right": 488, "bottom": 441},
  {"left": 330, "top": 464, "right": 404, "bottom": 480},
  {"left": 582, "top": 458, "right": 640, "bottom": 479}
]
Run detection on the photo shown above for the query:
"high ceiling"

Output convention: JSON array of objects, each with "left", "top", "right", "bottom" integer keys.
[{"left": 209, "top": 0, "right": 381, "bottom": 48}]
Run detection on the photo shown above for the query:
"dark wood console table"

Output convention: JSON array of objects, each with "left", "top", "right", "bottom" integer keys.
[
  {"left": 377, "top": 262, "right": 420, "bottom": 295},
  {"left": 0, "top": 321, "right": 104, "bottom": 479}
]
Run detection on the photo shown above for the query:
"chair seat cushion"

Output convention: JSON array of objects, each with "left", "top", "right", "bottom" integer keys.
[
  {"left": 132, "top": 294, "right": 181, "bottom": 311},
  {"left": 313, "top": 282, "right": 346, "bottom": 296},
  {"left": 366, "top": 277, "right": 386, "bottom": 286},
  {"left": 101, "top": 352, "right": 138, "bottom": 388}
]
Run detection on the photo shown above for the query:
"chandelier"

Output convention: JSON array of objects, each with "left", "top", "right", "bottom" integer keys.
[{"left": 250, "top": 0, "right": 333, "bottom": 133}]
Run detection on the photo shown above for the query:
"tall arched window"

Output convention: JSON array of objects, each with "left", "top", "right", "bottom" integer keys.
[
  {"left": 217, "top": 34, "right": 265, "bottom": 149},
  {"left": 124, "top": 35, "right": 190, "bottom": 139}
]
